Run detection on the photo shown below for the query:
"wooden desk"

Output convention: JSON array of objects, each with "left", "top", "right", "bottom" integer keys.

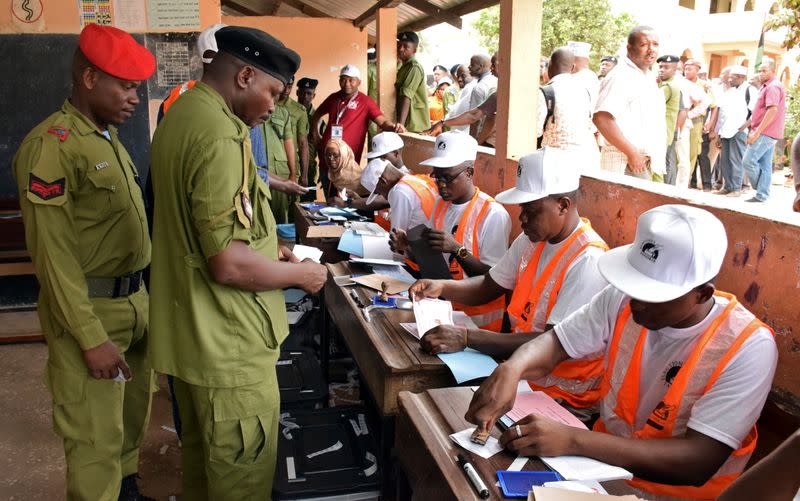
[
  {"left": 324, "top": 261, "right": 454, "bottom": 417},
  {"left": 396, "top": 387, "right": 634, "bottom": 500},
  {"left": 292, "top": 202, "right": 348, "bottom": 263}
]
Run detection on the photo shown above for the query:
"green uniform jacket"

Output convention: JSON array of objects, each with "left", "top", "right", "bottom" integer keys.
[
  {"left": 396, "top": 57, "right": 430, "bottom": 132},
  {"left": 306, "top": 104, "right": 318, "bottom": 181},
  {"left": 278, "top": 98, "right": 309, "bottom": 172},
  {"left": 661, "top": 77, "right": 682, "bottom": 146},
  {"left": 263, "top": 105, "right": 294, "bottom": 178},
  {"left": 12, "top": 99, "right": 150, "bottom": 350},
  {"left": 149, "top": 82, "right": 288, "bottom": 387}
]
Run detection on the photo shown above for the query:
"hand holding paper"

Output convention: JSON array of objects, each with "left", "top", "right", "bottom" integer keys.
[{"left": 412, "top": 298, "right": 454, "bottom": 337}]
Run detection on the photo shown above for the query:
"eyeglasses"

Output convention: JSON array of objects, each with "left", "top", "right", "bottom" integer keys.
[{"left": 432, "top": 167, "right": 469, "bottom": 185}]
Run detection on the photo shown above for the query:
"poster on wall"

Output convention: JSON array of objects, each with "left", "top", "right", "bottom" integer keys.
[
  {"left": 79, "top": 0, "right": 113, "bottom": 27},
  {"left": 11, "top": 0, "right": 45, "bottom": 26},
  {"left": 148, "top": 0, "right": 200, "bottom": 30},
  {"left": 112, "top": 0, "right": 147, "bottom": 31},
  {"left": 155, "top": 41, "right": 192, "bottom": 88}
]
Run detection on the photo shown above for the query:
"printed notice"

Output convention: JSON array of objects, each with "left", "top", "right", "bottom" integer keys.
[
  {"left": 112, "top": 0, "right": 146, "bottom": 31},
  {"left": 79, "top": 0, "right": 113, "bottom": 27},
  {"left": 155, "top": 41, "right": 191, "bottom": 88},
  {"left": 148, "top": 0, "right": 200, "bottom": 30}
]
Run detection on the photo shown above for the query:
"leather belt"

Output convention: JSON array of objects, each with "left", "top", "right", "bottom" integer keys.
[{"left": 86, "top": 270, "right": 144, "bottom": 299}]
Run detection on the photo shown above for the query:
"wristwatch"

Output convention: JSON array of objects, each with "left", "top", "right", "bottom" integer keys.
[
  {"left": 346, "top": 198, "right": 353, "bottom": 208},
  {"left": 455, "top": 245, "right": 468, "bottom": 259}
]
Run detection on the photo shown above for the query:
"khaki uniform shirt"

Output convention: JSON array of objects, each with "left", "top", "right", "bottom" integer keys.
[
  {"left": 149, "top": 82, "right": 288, "bottom": 387},
  {"left": 396, "top": 57, "right": 430, "bottom": 132},
  {"left": 660, "top": 76, "right": 682, "bottom": 146},
  {"left": 264, "top": 105, "right": 294, "bottom": 178},
  {"left": 12, "top": 99, "right": 150, "bottom": 350},
  {"left": 278, "top": 98, "right": 309, "bottom": 170}
]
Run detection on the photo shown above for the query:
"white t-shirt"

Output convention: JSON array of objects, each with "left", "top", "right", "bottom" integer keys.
[
  {"left": 445, "top": 80, "right": 477, "bottom": 133},
  {"left": 489, "top": 228, "right": 608, "bottom": 325},
  {"left": 429, "top": 195, "right": 511, "bottom": 268},
  {"left": 718, "top": 83, "right": 757, "bottom": 139},
  {"left": 574, "top": 67, "right": 600, "bottom": 110},
  {"left": 595, "top": 56, "right": 666, "bottom": 174},
  {"left": 555, "top": 286, "right": 778, "bottom": 450},
  {"left": 387, "top": 180, "right": 431, "bottom": 231},
  {"left": 470, "top": 73, "right": 498, "bottom": 110}
]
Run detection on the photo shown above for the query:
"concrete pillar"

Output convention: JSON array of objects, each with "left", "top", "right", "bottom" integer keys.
[
  {"left": 376, "top": 7, "right": 398, "bottom": 120},
  {"left": 494, "top": 0, "right": 542, "bottom": 165}
]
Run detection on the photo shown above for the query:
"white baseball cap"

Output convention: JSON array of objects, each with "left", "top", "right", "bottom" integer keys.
[
  {"left": 598, "top": 205, "right": 727, "bottom": 303},
  {"left": 340, "top": 64, "right": 362, "bottom": 80},
  {"left": 419, "top": 132, "right": 478, "bottom": 168},
  {"left": 198, "top": 23, "right": 226, "bottom": 64},
  {"left": 730, "top": 65, "right": 748, "bottom": 76},
  {"left": 568, "top": 41, "right": 592, "bottom": 59},
  {"left": 366, "top": 132, "right": 405, "bottom": 159},
  {"left": 495, "top": 148, "right": 581, "bottom": 205},
  {"left": 361, "top": 158, "right": 390, "bottom": 205}
]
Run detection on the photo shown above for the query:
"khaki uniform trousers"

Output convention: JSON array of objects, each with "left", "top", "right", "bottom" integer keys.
[
  {"left": 172, "top": 372, "right": 280, "bottom": 501},
  {"left": 42, "top": 286, "right": 154, "bottom": 501},
  {"left": 268, "top": 159, "right": 292, "bottom": 224}
]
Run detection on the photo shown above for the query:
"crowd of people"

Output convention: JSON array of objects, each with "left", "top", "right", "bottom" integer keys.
[{"left": 9, "top": 19, "right": 800, "bottom": 501}]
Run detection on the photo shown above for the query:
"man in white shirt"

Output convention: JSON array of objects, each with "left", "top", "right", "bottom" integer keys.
[
  {"left": 410, "top": 148, "right": 610, "bottom": 410},
  {"left": 716, "top": 66, "right": 757, "bottom": 197},
  {"left": 360, "top": 155, "right": 436, "bottom": 231},
  {"left": 593, "top": 26, "right": 666, "bottom": 182},
  {"left": 393, "top": 133, "right": 511, "bottom": 329},
  {"left": 537, "top": 47, "right": 597, "bottom": 165},
  {"left": 468, "top": 53, "right": 498, "bottom": 139},
  {"left": 444, "top": 65, "right": 476, "bottom": 133},
  {"left": 568, "top": 41, "right": 599, "bottom": 109},
  {"left": 466, "top": 205, "right": 778, "bottom": 500}
]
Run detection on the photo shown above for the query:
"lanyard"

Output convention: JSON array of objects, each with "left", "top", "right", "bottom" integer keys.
[{"left": 335, "top": 93, "right": 357, "bottom": 125}]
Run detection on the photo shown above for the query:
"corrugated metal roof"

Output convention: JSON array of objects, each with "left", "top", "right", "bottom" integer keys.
[{"left": 222, "top": 0, "right": 494, "bottom": 36}]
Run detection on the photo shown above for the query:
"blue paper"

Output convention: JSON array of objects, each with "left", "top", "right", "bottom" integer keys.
[
  {"left": 337, "top": 230, "right": 364, "bottom": 256},
  {"left": 497, "top": 471, "right": 562, "bottom": 498},
  {"left": 437, "top": 348, "right": 498, "bottom": 384},
  {"left": 276, "top": 223, "right": 296, "bottom": 240},
  {"left": 319, "top": 207, "right": 350, "bottom": 217}
]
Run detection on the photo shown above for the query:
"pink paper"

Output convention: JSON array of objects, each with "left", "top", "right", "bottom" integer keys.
[{"left": 506, "top": 392, "right": 588, "bottom": 430}]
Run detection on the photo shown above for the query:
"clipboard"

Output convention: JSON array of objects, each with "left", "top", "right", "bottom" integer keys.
[{"left": 406, "top": 224, "right": 452, "bottom": 279}]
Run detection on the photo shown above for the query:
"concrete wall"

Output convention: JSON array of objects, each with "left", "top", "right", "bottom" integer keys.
[{"left": 401, "top": 133, "right": 800, "bottom": 417}]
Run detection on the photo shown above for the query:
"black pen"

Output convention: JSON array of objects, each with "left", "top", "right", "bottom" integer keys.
[{"left": 456, "top": 454, "right": 489, "bottom": 499}]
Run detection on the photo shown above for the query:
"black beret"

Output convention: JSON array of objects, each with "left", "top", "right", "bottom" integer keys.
[
  {"left": 397, "top": 31, "right": 419, "bottom": 45},
  {"left": 656, "top": 55, "right": 680, "bottom": 63},
  {"left": 600, "top": 56, "right": 618, "bottom": 64},
  {"left": 215, "top": 26, "right": 300, "bottom": 85},
  {"left": 297, "top": 77, "right": 318, "bottom": 90}
]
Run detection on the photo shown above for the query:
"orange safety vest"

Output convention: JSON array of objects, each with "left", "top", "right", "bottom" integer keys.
[
  {"left": 506, "top": 219, "right": 609, "bottom": 409},
  {"left": 373, "top": 173, "right": 437, "bottom": 232},
  {"left": 595, "top": 292, "right": 772, "bottom": 499},
  {"left": 431, "top": 189, "right": 506, "bottom": 331},
  {"left": 391, "top": 175, "right": 437, "bottom": 271},
  {"left": 162, "top": 80, "right": 197, "bottom": 115}
]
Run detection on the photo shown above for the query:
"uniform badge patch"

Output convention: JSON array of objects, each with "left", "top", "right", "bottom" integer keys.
[
  {"left": 46, "top": 126, "right": 71, "bottom": 142},
  {"left": 29, "top": 174, "right": 65, "bottom": 200}
]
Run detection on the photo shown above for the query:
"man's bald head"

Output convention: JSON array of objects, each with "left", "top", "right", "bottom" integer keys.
[
  {"left": 468, "top": 54, "right": 492, "bottom": 78},
  {"left": 549, "top": 47, "right": 575, "bottom": 79}
]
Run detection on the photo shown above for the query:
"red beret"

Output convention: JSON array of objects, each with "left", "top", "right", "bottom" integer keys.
[{"left": 79, "top": 24, "right": 156, "bottom": 81}]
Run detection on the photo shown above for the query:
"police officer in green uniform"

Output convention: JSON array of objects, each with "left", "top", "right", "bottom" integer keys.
[
  {"left": 396, "top": 31, "right": 431, "bottom": 133},
  {"left": 149, "top": 26, "right": 327, "bottom": 500},
  {"left": 658, "top": 55, "right": 686, "bottom": 186},
  {"left": 258, "top": 99, "right": 296, "bottom": 224},
  {"left": 277, "top": 75, "right": 311, "bottom": 188},
  {"left": 12, "top": 25, "right": 156, "bottom": 501},
  {"left": 296, "top": 77, "right": 319, "bottom": 201}
]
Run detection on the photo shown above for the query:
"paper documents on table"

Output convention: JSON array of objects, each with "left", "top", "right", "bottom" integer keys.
[
  {"left": 449, "top": 427, "right": 503, "bottom": 459},
  {"left": 291, "top": 244, "right": 323, "bottom": 263},
  {"left": 361, "top": 234, "right": 394, "bottom": 260},
  {"left": 351, "top": 274, "right": 410, "bottom": 295},
  {"left": 401, "top": 311, "right": 478, "bottom": 339},
  {"left": 505, "top": 392, "right": 588, "bottom": 430},
  {"left": 531, "top": 486, "right": 644, "bottom": 500},
  {"left": 412, "top": 301, "right": 498, "bottom": 383},
  {"left": 370, "top": 264, "right": 416, "bottom": 284},
  {"left": 349, "top": 221, "right": 387, "bottom": 237},
  {"left": 540, "top": 455, "right": 633, "bottom": 482},
  {"left": 306, "top": 224, "right": 345, "bottom": 238}
]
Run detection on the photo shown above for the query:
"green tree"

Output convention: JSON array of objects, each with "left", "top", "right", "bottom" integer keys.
[
  {"left": 765, "top": 0, "right": 800, "bottom": 54},
  {"left": 472, "top": 0, "right": 635, "bottom": 68}
]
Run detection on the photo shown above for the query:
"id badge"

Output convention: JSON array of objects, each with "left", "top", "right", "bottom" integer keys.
[{"left": 331, "top": 125, "right": 344, "bottom": 139}]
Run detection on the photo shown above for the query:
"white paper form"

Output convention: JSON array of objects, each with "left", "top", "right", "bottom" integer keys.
[
  {"left": 291, "top": 244, "right": 323, "bottom": 263},
  {"left": 412, "top": 298, "right": 454, "bottom": 337},
  {"left": 449, "top": 427, "right": 503, "bottom": 459}
]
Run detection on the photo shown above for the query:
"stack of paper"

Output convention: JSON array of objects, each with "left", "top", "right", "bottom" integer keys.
[
  {"left": 412, "top": 298, "right": 454, "bottom": 336},
  {"left": 349, "top": 221, "right": 386, "bottom": 237},
  {"left": 291, "top": 244, "right": 323, "bottom": 263},
  {"left": 505, "top": 392, "right": 588, "bottom": 430},
  {"left": 531, "top": 486, "right": 644, "bottom": 500},
  {"left": 540, "top": 456, "right": 633, "bottom": 483},
  {"left": 337, "top": 230, "right": 394, "bottom": 260}
]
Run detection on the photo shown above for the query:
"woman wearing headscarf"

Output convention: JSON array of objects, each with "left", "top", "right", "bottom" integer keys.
[{"left": 323, "top": 139, "right": 368, "bottom": 199}]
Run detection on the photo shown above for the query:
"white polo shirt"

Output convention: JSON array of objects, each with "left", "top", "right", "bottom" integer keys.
[
  {"left": 429, "top": 195, "right": 511, "bottom": 268},
  {"left": 445, "top": 80, "right": 477, "bottom": 133},
  {"left": 489, "top": 227, "right": 608, "bottom": 325},
  {"left": 595, "top": 56, "right": 666, "bottom": 174},
  {"left": 555, "top": 286, "right": 777, "bottom": 449},
  {"left": 718, "top": 83, "right": 757, "bottom": 139},
  {"left": 387, "top": 178, "right": 431, "bottom": 231}
]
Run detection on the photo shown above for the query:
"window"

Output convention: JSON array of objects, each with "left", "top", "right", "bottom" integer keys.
[
  {"left": 744, "top": 0, "right": 755, "bottom": 10},
  {"left": 679, "top": 0, "right": 696, "bottom": 9},
  {"left": 709, "top": 0, "right": 734, "bottom": 13}
]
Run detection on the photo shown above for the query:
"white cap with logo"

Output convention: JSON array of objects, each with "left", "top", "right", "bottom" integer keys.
[
  {"left": 361, "top": 158, "right": 391, "bottom": 205},
  {"left": 568, "top": 41, "right": 592, "bottom": 59},
  {"left": 366, "top": 132, "right": 405, "bottom": 159},
  {"left": 598, "top": 205, "right": 727, "bottom": 303},
  {"left": 495, "top": 148, "right": 581, "bottom": 205},
  {"left": 340, "top": 64, "right": 362, "bottom": 80},
  {"left": 419, "top": 132, "right": 478, "bottom": 168},
  {"left": 730, "top": 65, "right": 748, "bottom": 76},
  {"left": 197, "top": 23, "right": 227, "bottom": 64}
]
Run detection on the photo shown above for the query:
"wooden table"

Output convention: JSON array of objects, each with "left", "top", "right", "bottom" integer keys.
[
  {"left": 396, "top": 387, "right": 633, "bottom": 500},
  {"left": 292, "top": 202, "right": 348, "bottom": 263},
  {"left": 323, "top": 261, "right": 455, "bottom": 417}
]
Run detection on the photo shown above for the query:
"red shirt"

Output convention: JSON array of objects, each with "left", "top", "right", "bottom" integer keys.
[
  {"left": 751, "top": 77, "right": 786, "bottom": 140},
  {"left": 317, "top": 91, "right": 383, "bottom": 164}
]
